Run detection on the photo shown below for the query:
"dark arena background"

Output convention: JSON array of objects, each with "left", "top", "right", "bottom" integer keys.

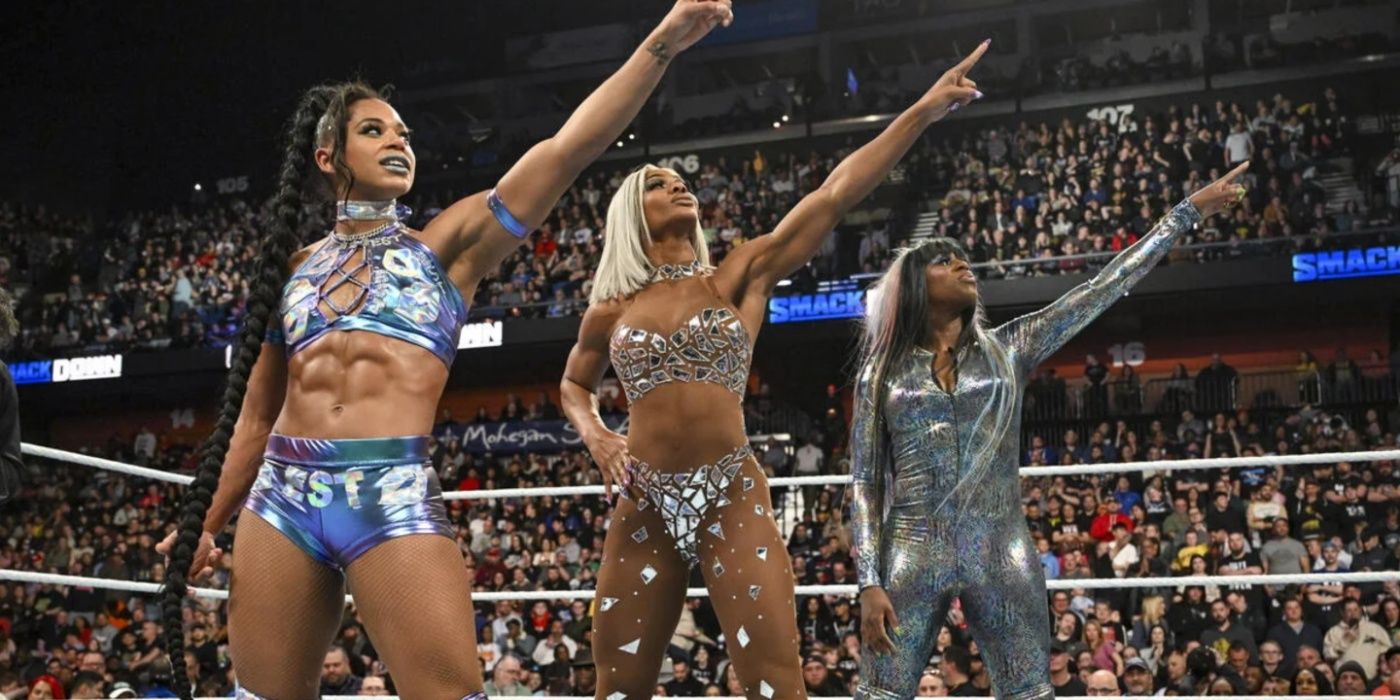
[{"left": 3, "top": 0, "right": 1400, "bottom": 698}]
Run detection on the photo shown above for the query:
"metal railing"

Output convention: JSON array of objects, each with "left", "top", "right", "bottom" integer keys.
[{"left": 1024, "top": 367, "right": 1398, "bottom": 424}]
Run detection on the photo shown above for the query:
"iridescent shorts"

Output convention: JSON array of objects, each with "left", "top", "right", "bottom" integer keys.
[{"left": 243, "top": 434, "right": 452, "bottom": 569}]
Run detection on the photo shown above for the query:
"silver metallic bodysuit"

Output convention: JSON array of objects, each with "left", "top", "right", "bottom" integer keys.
[{"left": 851, "top": 201, "right": 1201, "bottom": 700}]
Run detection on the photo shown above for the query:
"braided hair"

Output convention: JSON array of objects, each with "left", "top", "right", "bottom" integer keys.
[{"left": 161, "top": 81, "right": 384, "bottom": 700}]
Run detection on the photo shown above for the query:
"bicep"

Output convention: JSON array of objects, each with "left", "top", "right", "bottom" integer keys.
[
  {"left": 741, "top": 188, "right": 842, "bottom": 294},
  {"left": 562, "top": 306, "right": 619, "bottom": 391},
  {"left": 424, "top": 191, "right": 530, "bottom": 287}
]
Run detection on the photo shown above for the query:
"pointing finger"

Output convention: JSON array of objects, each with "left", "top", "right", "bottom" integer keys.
[
  {"left": 955, "top": 38, "right": 991, "bottom": 73},
  {"left": 1223, "top": 160, "right": 1250, "bottom": 183}
]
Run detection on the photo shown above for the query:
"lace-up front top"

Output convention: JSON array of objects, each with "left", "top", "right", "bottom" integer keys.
[
  {"left": 266, "top": 224, "right": 469, "bottom": 367},
  {"left": 608, "top": 262, "right": 752, "bottom": 403}
]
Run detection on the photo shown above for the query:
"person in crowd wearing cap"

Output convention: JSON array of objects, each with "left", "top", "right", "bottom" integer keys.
[
  {"left": 500, "top": 618, "right": 538, "bottom": 660},
  {"left": 484, "top": 655, "right": 529, "bottom": 697},
  {"left": 571, "top": 649, "right": 598, "bottom": 697},
  {"left": 320, "top": 646, "right": 363, "bottom": 696},
  {"left": 1309, "top": 540, "right": 1350, "bottom": 628},
  {"left": 1085, "top": 669, "right": 1120, "bottom": 696},
  {"left": 357, "top": 675, "right": 390, "bottom": 696},
  {"left": 1355, "top": 527, "right": 1398, "bottom": 579},
  {"left": 1122, "top": 658, "right": 1159, "bottom": 696},
  {"left": 1049, "top": 640, "right": 1087, "bottom": 697},
  {"left": 1326, "top": 599, "right": 1393, "bottom": 679},
  {"left": 106, "top": 682, "right": 137, "bottom": 700},
  {"left": 1337, "top": 660, "right": 1371, "bottom": 695}
]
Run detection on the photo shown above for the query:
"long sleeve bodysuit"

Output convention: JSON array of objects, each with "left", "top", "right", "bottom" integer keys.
[{"left": 851, "top": 201, "right": 1202, "bottom": 700}]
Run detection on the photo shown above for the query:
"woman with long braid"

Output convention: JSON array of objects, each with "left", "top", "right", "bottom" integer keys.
[
  {"left": 849, "top": 161, "right": 1251, "bottom": 700},
  {"left": 560, "top": 40, "right": 990, "bottom": 700},
  {"left": 155, "top": 3, "right": 733, "bottom": 698}
]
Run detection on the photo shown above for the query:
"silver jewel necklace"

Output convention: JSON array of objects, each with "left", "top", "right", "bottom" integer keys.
[{"left": 648, "top": 260, "right": 711, "bottom": 283}]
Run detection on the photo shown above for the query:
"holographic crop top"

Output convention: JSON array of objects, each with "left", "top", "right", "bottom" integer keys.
[
  {"left": 266, "top": 224, "right": 469, "bottom": 367},
  {"left": 608, "top": 263, "right": 753, "bottom": 403}
]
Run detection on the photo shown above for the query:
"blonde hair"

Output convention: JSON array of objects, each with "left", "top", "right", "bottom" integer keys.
[
  {"left": 590, "top": 165, "right": 710, "bottom": 303},
  {"left": 1142, "top": 595, "right": 1166, "bottom": 624}
]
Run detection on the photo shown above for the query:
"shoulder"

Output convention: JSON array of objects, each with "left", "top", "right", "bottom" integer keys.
[
  {"left": 577, "top": 298, "right": 629, "bottom": 344},
  {"left": 288, "top": 238, "right": 328, "bottom": 273}
]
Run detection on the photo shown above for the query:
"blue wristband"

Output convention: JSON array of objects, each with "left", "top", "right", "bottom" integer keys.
[{"left": 487, "top": 188, "right": 530, "bottom": 239}]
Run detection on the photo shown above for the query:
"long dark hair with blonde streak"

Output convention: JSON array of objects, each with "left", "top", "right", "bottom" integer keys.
[{"left": 855, "top": 237, "right": 1016, "bottom": 512}]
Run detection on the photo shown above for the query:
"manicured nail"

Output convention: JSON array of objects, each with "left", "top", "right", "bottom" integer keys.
[
  {"left": 948, "top": 102, "right": 962, "bottom": 113},
  {"left": 983, "top": 38, "right": 992, "bottom": 46},
  {"left": 974, "top": 90, "right": 985, "bottom": 100}
]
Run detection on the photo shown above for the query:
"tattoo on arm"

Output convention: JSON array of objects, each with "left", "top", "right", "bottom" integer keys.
[{"left": 647, "top": 40, "right": 671, "bottom": 64}]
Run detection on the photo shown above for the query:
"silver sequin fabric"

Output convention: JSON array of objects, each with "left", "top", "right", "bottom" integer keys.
[
  {"left": 850, "top": 201, "right": 1201, "bottom": 700},
  {"left": 626, "top": 444, "right": 753, "bottom": 566},
  {"left": 609, "top": 307, "right": 752, "bottom": 403}
]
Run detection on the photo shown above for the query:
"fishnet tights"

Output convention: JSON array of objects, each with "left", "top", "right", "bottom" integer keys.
[{"left": 229, "top": 513, "right": 484, "bottom": 700}]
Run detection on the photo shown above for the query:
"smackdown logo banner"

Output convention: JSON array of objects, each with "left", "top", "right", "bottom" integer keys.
[
  {"left": 768, "top": 287, "right": 867, "bottom": 324},
  {"left": 1293, "top": 246, "right": 1400, "bottom": 282},
  {"left": 12, "top": 354, "right": 124, "bottom": 386}
]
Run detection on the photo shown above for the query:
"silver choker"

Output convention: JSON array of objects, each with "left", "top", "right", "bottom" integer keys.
[
  {"left": 648, "top": 260, "right": 712, "bottom": 283},
  {"left": 337, "top": 200, "right": 408, "bottom": 222}
]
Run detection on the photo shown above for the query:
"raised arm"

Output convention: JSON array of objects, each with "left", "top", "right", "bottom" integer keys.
[
  {"left": 729, "top": 41, "right": 989, "bottom": 298},
  {"left": 428, "top": 0, "right": 734, "bottom": 285},
  {"left": 996, "top": 162, "right": 1251, "bottom": 373},
  {"left": 560, "top": 302, "right": 630, "bottom": 504}
]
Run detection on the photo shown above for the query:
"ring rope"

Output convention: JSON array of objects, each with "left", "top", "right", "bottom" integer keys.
[
  {"left": 156, "top": 694, "right": 1388, "bottom": 700},
  {"left": 3, "top": 569, "right": 1395, "bottom": 604},
  {"left": 21, "top": 443, "right": 1400, "bottom": 498}
]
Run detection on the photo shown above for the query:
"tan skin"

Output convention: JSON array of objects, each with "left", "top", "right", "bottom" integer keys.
[
  {"left": 860, "top": 160, "right": 1255, "bottom": 655},
  {"left": 563, "top": 40, "right": 991, "bottom": 498},
  {"left": 158, "top": 0, "right": 736, "bottom": 570},
  {"left": 154, "top": 2, "right": 734, "bottom": 698}
]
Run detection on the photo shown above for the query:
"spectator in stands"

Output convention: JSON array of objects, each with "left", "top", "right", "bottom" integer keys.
[
  {"left": 1086, "top": 668, "right": 1121, "bottom": 696},
  {"left": 1324, "top": 599, "right": 1392, "bottom": 678},
  {"left": 484, "top": 655, "right": 529, "bottom": 697},
  {"left": 1050, "top": 641, "right": 1086, "bottom": 696},
  {"left": 665, "top": 658, "right": 705, "bottom": 697},
  {"left": 321, "top": 646, "right": 363, "bottom": 696},
  {"left": 1201, "top": 598, "right": 1258, "bottom": 662},
  {"left": 916, "top": 669, "right": 947, "bottom": 697},
  {"left": 358, "top": 675, "right": 390, "bottom": 695},
  {"left": 937, "top": 646, "right": 977, "bottom": 697}
]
